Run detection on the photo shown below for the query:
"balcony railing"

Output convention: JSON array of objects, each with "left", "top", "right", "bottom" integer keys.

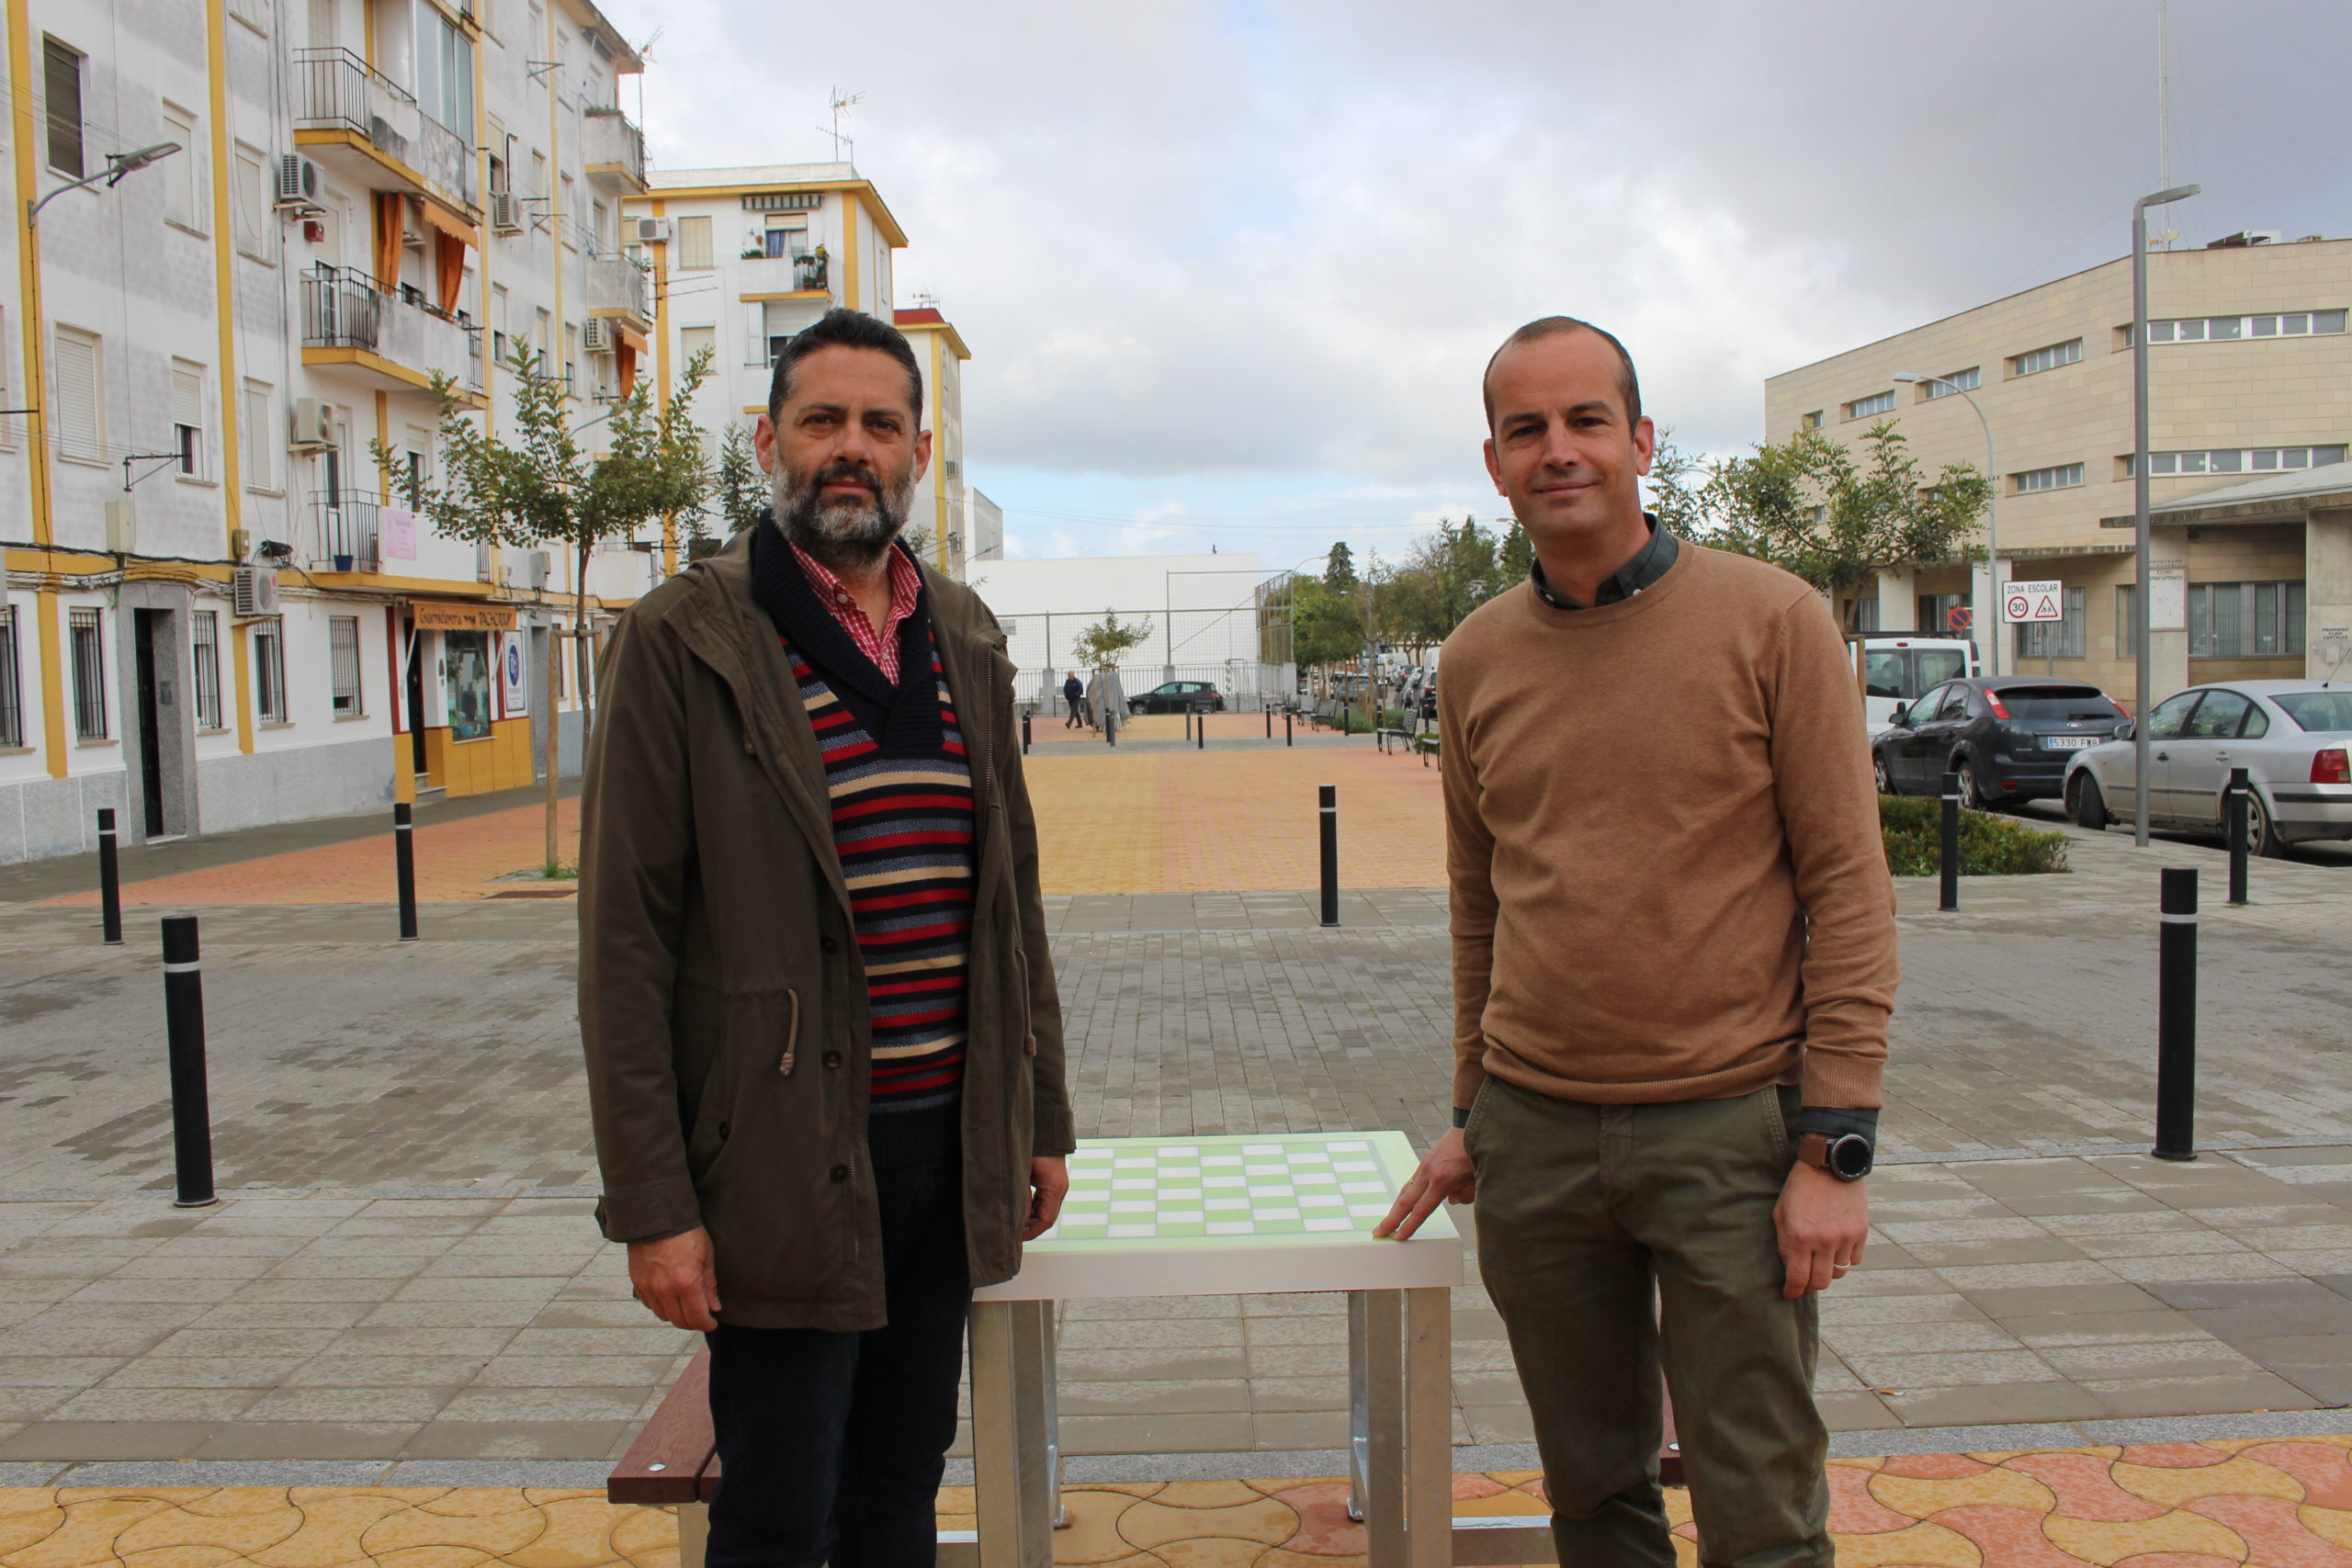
[
  {"left": 733, "top": 252, "right": 829, "bottom": 296},
  {"left": 292, "top": 47, "right": 477, "bottom": 208},
  {"left": 585, "top": 250, "right": 651, "bottom": 322},
  {"left": 581, "top": 107, "right": 646, "bottom": 188},
  {"left": 310, "top": 491, "right": 380, "bottom": 572},
  {"left": 301, "top": 263, "right": 483, "bottom": 391}
]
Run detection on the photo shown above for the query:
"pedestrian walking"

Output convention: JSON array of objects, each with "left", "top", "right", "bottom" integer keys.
[
  {"left": 1378, "top": 316, "right": 1897, "bottom": 1568},
  {"left": 580, "top": 306, "right": 1072, "bottom": 1568},
  {"left": 1063, "top": 670, "right": 1084, "bottom": 728}
]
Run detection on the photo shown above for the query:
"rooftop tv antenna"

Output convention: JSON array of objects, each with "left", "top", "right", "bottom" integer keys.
[{"left": 819, "top": 87, "right": 865, "bottom": 165}]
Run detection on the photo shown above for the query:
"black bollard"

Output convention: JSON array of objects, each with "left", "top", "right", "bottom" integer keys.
[
  {"left": 1318, "top": 784, "right": 1340, "bottom": 928},
  {"left": 2225, "top": 768, "right": 2249, "bottom": 906},
  {"left": 2153, "top": 866, "right": 2199, "bottom": 1161},
  {"left": 1106, "top": 705, "right": 1116, "bottom": 748},
  {"left": 394, "top": 802, "right": 419, "bottom": 942},
  {"left": 1265, "top": 707, "right": 1272, "bottom": 740},
  {"left": 1284, "top": 711, "right": 1293, "bottom": 748},
  {"left": 1939, "top": 771, "right": 1961, "bottom": 913},
  {"left": 1197, "top": 710, "right": 1205, "bottom": 750},
  {"left": 1023, "top": 713, "right": 1032, "bottom": 755},
  {"left": 97, "top": 807, "right": 123, "bottom": 945},
  {"left": 161, "top": 915, "right": 218, "bottom": 1207}
]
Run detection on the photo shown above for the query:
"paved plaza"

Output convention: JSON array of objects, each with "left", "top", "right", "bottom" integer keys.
[{"left": 1, "top": 734, "right": 2348, "bottom": 1535}]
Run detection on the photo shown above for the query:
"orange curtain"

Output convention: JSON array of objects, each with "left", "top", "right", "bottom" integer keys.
[
  {"left": 615, "top": 339, "right": 639, "bottom": 398},
  {"left": 434, "top": 231, "right": 467, "bottom": 314},
  {"left": 373, "top": 192, "right": 405, "bottom": 288}
]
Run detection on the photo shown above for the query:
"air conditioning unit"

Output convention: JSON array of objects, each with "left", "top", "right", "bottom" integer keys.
[
  {"left": 633, "top": 217, "right": 673, "bottom": 244},
  {"left": 289, "top": 398, "right": 334, "bottom": 450},
  {"left": 105, "top": 498, "right": 137, "bottom": 555},
  {"left": 580, "top": 318, "right": 614, "bottom": 353},
  {"left": 526, "top": 550, "right": 550, "bottom": 588},
  {"left": 232, "top": 566, "right": 281, "bottom": 617},
  {"left": 491, "top": 191, "right": 522, "bottom": 233},
  {"left": 274, "top": 153, "right": 323, "bottom": 210}
]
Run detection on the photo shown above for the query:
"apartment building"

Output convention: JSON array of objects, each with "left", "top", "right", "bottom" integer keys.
[
  {"left": 3, "top": 0, "right": 660, "bottom": 864},
  {"left": 628, "top": 167, "right": 990, "bottom": 580},
  {"left": 1763, "top": 235, "right": 2351, "bottom": 705}
]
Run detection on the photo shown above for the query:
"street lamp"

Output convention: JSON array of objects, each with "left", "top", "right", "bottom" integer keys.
[
  {"left": 2132, "top": 181, "right": 2200, "bottom": 847},
  {"left": 28, "top": 142, "right": 182, "bottom": 225},
  {"left": 1893, "top": 371, "right": 1999, "bottom": 676}
]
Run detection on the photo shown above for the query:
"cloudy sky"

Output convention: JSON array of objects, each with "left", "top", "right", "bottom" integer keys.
[{"left": 602, "top": 0, "right": 2349, "bottom": 573}]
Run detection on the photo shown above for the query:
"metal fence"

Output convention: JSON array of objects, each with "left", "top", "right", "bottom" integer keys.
[
  {"left": 997, "top": 604, "right": 1295, "bottom": 713},
  {"left": 290, "top": 48, "right": 475, "bottom": 206}
]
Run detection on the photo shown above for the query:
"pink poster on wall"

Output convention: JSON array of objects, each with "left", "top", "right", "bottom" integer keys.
[{"left": 381, "top": 506, "right": 417, "bottom": 560}]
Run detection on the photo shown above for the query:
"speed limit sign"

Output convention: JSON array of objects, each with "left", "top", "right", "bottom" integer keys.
[{"left": 2002, "top": 580, "right": 2064, "bottom": 623}]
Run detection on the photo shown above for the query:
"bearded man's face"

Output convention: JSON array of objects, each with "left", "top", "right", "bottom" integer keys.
[{"left": 754, "top": 344, "right": 930, "bottom": 572}]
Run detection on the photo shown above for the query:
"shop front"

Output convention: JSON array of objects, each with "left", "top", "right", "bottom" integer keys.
[{"left": 402, "top": 601, "right": 536, "bottom": 796}]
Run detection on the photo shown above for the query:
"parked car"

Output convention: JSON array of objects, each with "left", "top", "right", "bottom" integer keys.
[
  {"left": 1872, "top": 677, "right": 2129, "bottom": 807},
  {"left": 2063, "top": 680, "right": 2352, "bottom": 856},
  {"left": 1128, "top": 681, "right": 1226, "bottom": 715},
  {"left": 1857, "top": 637, "right": 1979, "bottom": 732}
]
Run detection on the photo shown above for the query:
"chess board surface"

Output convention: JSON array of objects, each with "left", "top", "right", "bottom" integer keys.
[{"left": 1036, "top": 1132, "right": 1418, "bottom": 1247}]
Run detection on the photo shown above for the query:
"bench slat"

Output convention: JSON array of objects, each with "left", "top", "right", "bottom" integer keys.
[{"left": 609, "top": 1346, "right": 718, "bottom": 1505}]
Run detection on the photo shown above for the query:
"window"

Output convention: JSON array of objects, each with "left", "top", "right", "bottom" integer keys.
[
  {"left": 2116, "top": 585, "right": 2141, "bottom": 660},
  {"left": 233, "top": 143, "right": 271, "bottom": 258},
  {"left": 1921, "top": 367, "right": 1980, "bottom": 399},
  {"left": 2014, "top": 463, "right": 2084, "bottom": 493},
  {"left": 2277, "top": 691, "right": 2352, "bottom": 732},
  {"left": 2011, "top": 339, "right": 2082, "bottom": 377},
  {"left": 1852, "top": 596, "right": 1880, "bottom": 633},
  {"left": 52, "top": 326, "right": 103, "bottom": 464},
  {"left": 2129, "top": 445, "right": 2348, "bottom": 477},
  {"left": 0, "top": 306, "right": 12, "bottom": 449},
  {"left": 162, "top": 103, "right": 202, "bottom": 231},
  {"left": 2188, "top": 580, "right": 2304, "bottom": 659},
  {"left": 2015, "top": 586, "right": 2086, "bottom": 660},
  {"left": 43, "top": 38, "right": 83, "bottom": 178},
  {"left": 680, "top": 325, "right": 714, "bottom": 376},
  {"left": 329, "top": 616, "right": 363, "bottom": 714},
  {"left": 254, "top": 622, "right": 288, "bottom": 723},
  {"left": 678, "top": 215, "right": 713, "bottom": 270},
  {"left": 172, "top": 361, "right": 206, "bottom": 479},
  {"left": 0, "top": 605, "right": 19, "bottom": 748},
  {"left": 2140, "top": 310, "right": 2346, "bottom": 344},
  {"left": 1800, "top": 411, "right": 1822, "bottom": 431},
  {"left": 414, "top": 3, "right": 475, "bottom": 135},
  {"left": 563, "top": 323, "right": 579, "bottom": 393},
  {"left": 69, "top": 607, "right": 106, "bottom": 739},
  {"left": 243, "top": 381, "right": 276, "bottom": 491},
  {"left": 2143, "top": 691, "right": 2199, "bottom": 740},
  {"left": 2182, "top": 689, "right": 2250, "bottom": 739},
  {"left": 1844, "top": 390, "right": 1894, "bottom": 421},
  {"left": 190, "top": 612, "right": 222, "bottom": 731},
  {"left": 1917, "top": 592, "right": 1970, "bottom": 639}
]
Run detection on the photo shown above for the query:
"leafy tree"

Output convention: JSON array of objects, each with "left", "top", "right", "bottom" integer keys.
[
  {"left": 707, "top": 422, "right": 764, "bottom": 537},
  {"left": 1289, "top": 574, "right": 1364, "bottom": 671},
  {"left": 1697, "top": 423, "right": 1988, "bottom": 631},
  {"left": 1642, "top": 433, "right": 1709, "bottom": 538},
  {"left": 1322, "top": 540, "right": 1358, "bottom": 592},
  {"left": 1069, "top": 608, "right": 1155, "bottom": 670},
  {"left": 1498, "top": 519, "right": 1533, "bottom": 584}
]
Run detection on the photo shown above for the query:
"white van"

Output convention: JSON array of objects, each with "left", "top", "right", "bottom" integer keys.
[{"left": 1855, "top": 637, "right": 1979, "bottom": 732}]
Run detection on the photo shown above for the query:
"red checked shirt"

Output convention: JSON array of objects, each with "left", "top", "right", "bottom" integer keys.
[{"left": 789, "top": 540, "right": 923, "bottom": 684}]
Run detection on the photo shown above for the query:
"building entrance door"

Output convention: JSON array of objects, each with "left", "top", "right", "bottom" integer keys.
[
  {"left": 403, "top": 618, "right": 429, "bottom": 780},
  {"left": 134, "top": 610, "right": 168, "bottom": 836}
]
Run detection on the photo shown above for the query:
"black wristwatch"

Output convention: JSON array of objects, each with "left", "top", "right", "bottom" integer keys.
[{"left": 1795, "top": 1132, "right": 1873, "bottom": 1182}]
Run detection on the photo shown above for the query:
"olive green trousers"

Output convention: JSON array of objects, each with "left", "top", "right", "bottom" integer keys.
[{"left": 1465, "top": 1077, "right": 1832, "bottom": 1568}]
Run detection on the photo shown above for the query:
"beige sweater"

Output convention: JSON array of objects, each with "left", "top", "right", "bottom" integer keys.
[{"left": 1441, "top": 542, "right": 1898, "bottom": 1112}]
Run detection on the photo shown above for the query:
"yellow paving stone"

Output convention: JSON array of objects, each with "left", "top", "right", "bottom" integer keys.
[
  {"left": 1867, "top": 1465, "right": 2057, "bottom": 1519},
  {"left": 502, "top": 1495, "right": 628, "bottom": 1568},
  {"left": 935, "top": 1486, "right": 977, "bottom": 1515},
  {"left": 606, "top": 1505, "right": 682, "bottom": 1568},
  {"left": 1151, "top": 1537, "right": 1274, "bottom": 1568},
  {"left": 2303, "top": 1505, "right": 2352, "bottom": 1551},
  {"left": 0, "top": 1495, "right": 63, "bottom": 1559},
  {"left": 1482, "top": 1471, "right": 1544, "bottom": 1487},
  {"left": 184, "top": 1491, "right": 306, "bottom": 1519},
  {"left": 2042, "top": 1506, "right": 2248, "bottom": 1564},
  {"left": 55, "top": 1490, "right": 216, "bottom": 1505},
  {"left": 116, "top": 1549, "right": 245, "bottom": 1568},
  {"left": 1073, "top": 1484, "right": 1168, "bottom": 1501},
  {"left": 1452, "top": 1489, "right": 1548, "bottom": 1517},
  {"left": 1144, "top": 1483, "right": 1279, "bottom": 1513},
  {"left": 363, "top": 1496, "right": 546, "bottom": 1557},
  {"left": 115, "top": 1499, "right": 303, "bottom": 1557},
  {"left": 1053, "top": 1487, "right": 1153, "bottom": 1565},
  {"left": 250, "top": 1493, "right": 415, "bottom": 1568},
  {"left": 10, "top": 1496, "right": 180, "bottom": 1568},
  {"left": 1671, "top": 1536, "right": 1698, "bottom": 1568},
  {"left": 1117, "top": 1495, "right": 1296, "bottom": 1551},
  {"left": 1815, "top": 1517, "right": 1982, "bottom": 1568},
  {"left": 1664, "top": 1488, "right": 1693, "bottom": 1529},
  {"left": 1256, "top": 1548, "right": 1365, "bottom": 1568},
  {"left": 368, "top": 1547, "right": 499, "bottom": 1568},
  {"left": 415, "top": 1488, "right": 547, "bottom": 1518},
  {"left": 2111, "top": 1456, "right": 2304, "bottom": 1508}
]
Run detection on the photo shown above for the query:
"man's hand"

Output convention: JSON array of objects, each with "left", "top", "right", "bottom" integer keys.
[
  {"left": 1024, "top": 1156, "right": 1069, "bottom": 1241},
  {"left": 1775, "top": 1162, "right": 1870, "bottom": 1299},
  {"left": 1374, "top": 1128, "right": 1475, "bottom": 1242},
  {"left": 628, "top": 1226, "right": 721, "bottom": 1331}
]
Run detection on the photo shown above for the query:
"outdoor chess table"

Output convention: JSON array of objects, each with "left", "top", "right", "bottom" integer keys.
[{"left": 967, "top": 1131, "right": 1466, "bottom": 1568}]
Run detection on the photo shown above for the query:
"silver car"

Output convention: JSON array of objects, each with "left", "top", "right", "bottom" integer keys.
[{"left": 2062, "top": 680, "right": 2352, "bottom": 855}]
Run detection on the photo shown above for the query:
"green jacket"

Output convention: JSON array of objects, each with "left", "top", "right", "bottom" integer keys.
[{"left": 577, "top": 528, "right": 1072, "bottom": 1331}]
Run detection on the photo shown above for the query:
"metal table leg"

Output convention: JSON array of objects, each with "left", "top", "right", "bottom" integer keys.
[
  {"left": 1346, "top": 1291, "right": 1371, "bottom": 1523},
  {"left": 1045, "top": 1303, "right": 1069, "bottom": 1528},
  {"left": 970, "top": 1299, "right": 1056, "bottom": 1568}
]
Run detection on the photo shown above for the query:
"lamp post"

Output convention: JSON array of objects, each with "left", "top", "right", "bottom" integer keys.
[
  {"left": 2132, "top": 182, "right": 2200, "bottom": 847},
  {"left": 1893, "top": 372, "right": 1999, "bottom": 676}
]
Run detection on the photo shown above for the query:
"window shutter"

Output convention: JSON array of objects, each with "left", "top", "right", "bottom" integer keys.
[
  {"left": 679, "top": 215, "right": 712, "bottom": 270},
  {"left": 174, "top": 365, "right": 204, "bottom": 431},
  {"left": 53, "top": 330, "right": 99, "bottom": 460},
  {"left": 243, "top": 384, "right": 273, "bottom": 489}
]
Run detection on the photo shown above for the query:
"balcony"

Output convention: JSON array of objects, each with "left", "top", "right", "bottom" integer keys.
[
  {"left": 292, "top": 48, "right": 478, "bottom": 214},
  {"left": 309, "top": 491, "right": 381, "bottom": 573},
  {"left": 581, "top": 107, "right": 646, "bottom": 193},
  {"left": 585, "top": 249, "right": 652, "bottom": 331},
  {"left": 733, "top": 251, "right": 830, "bottom": 298},
  {"left": 300, "top": 263, "right": 486, "bottom": 402}
]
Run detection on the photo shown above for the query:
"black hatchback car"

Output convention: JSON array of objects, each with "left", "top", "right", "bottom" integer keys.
[
  {"left": 1128, "top": 681, "right": 1226, "bottom": 715},
  {"left": 1873, "top": 677, "right": 2128, "bottom": 808}
]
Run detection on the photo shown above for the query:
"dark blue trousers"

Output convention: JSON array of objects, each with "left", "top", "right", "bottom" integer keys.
[{"left": 704, "top": 1142, "right": 969, "bottom": 1568}]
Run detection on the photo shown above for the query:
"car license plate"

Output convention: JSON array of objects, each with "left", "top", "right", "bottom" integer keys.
[{"left": 2043, "top": 736, "right": 2097, "bottom": 750}]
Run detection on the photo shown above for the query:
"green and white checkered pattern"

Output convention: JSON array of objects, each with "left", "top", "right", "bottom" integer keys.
[{"left": 1041, "top": 1134, "right": 1406, "bottom": 1244}]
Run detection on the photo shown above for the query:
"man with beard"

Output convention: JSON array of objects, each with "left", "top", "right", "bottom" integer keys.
[{"left": 579, "top": 307, "right": 1071, "bottom": 1568}]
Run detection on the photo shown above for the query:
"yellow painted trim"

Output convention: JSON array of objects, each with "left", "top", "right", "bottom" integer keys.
[
  {"left": 547, "top": 0, "right": 563, "bottom": 409},
  {"left": 33, "top": 589, "right": 64, "bottom": 778},
  {"left": 738, "top": 288, "right": 830, "bottom": 304},
  {"left": 842, "top": 195, "right": 860, "bottom": 310},
  {"left": 8, "top": 0, "right": 52, "bottom": 560},
  {"left": 301, "top": 346, "right": 492, "bottom": 405},
  {"left": 474, "top": 36, "right": 494, "bottom": 433},
  {"left": 305, "top": 571, "right": 499, "bottom": 598},
  {"left": 928, "top": 332, "right": 948, "bottom": 571},
  {"left": 636, "top": 180, "right": 910, "bottom": 246},
  {"left": 231, "top": 623, "right": 254, "bottom": 754},
  {"left": 293, "top": 129, "right": 482, "bottom": 227},
  {"left": 205, "top": 0, "right": 250, "bottom": 688},
  {"left": 362, "top": 0, "right": 376, "bottom": 68},
  {"left": 653, "top": 197, "right": 675, "bottom": 578},
  {"left": 896, "top": 318, "right": 973, "bottom": 361},
  {"left": 586, "top": 305, "right": 651, "bottom": 329}
]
